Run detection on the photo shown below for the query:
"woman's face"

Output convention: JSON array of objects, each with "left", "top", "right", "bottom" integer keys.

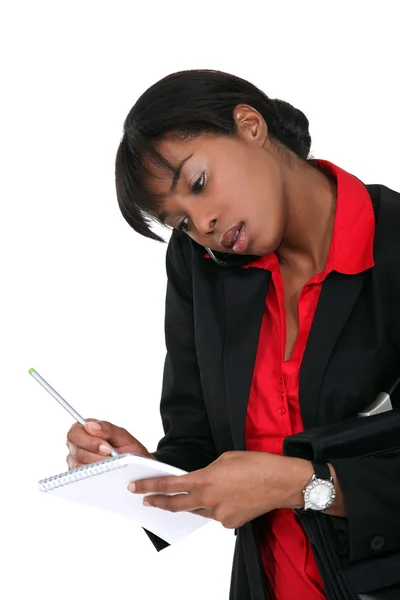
[{"left": 145, "top": 107, "right": 291, "bottom": 256}]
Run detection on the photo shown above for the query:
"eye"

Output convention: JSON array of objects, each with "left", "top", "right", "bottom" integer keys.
[
  {"left": 177, "top": 216, "right": 189, "bottom": 233},
  {"left": 190, "top": 171, "right": 206, "bottom": 194}
]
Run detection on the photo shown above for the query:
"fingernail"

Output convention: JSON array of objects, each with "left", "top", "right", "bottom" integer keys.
[
  {"left": 128, "top": 483, "right": 136, "bottom": 492},
  {"left": 143, "top": 499, "right": 150, "bottom": 506},
  {"left": 86, "top": 422, "right": 101, "bottom": 430},
  {"left": 99, "top": 444, "right": 111, "bottom": 455}
]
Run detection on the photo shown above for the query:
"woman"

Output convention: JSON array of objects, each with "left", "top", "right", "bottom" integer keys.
[{"left": 66, "top": 70, "right": 400, "bottom": 600}]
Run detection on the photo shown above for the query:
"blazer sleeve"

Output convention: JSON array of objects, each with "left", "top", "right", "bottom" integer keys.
[
  {"left": 143, "top": 233, "right": 218, "bottom": 552},
  {"left": 329, "top": 453, "right": 400, "bottom": 561},
  {"left": 329, "top": 311, "right": 400, "bottom": 562},
  {"left": 151, "top": 233, "right": 218, "bottom": 470}
]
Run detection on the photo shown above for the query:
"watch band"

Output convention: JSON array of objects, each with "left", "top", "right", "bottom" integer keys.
[{"left": 311, "top": 461, "right": 331, "bottom": 480}]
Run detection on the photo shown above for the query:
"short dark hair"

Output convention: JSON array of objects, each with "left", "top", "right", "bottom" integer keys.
[{"left": 115, "top": 69, "right": 312, "bottom": 242}]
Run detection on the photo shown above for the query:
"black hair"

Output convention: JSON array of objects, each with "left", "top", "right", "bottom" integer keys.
[{"left": 115, "top": 69, "right": 312, "bottom": 242}]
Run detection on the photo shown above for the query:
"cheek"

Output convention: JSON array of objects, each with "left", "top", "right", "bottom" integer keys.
[
  {"left": 249, "top": 175, "right": 286, "bottom": 252},
  {"left": 253, "top": 198, "right": 285, "bottom": 247},
  {"left": 241, "top": 151, "right": 284, "bottom": 213},
  {"left": 252, "top": 168, "right": 284, "bottom": 224}
]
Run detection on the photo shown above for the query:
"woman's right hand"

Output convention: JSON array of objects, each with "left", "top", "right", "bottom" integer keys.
[{"left": 66, "top": 419, "right": 157, "bottom": 469}]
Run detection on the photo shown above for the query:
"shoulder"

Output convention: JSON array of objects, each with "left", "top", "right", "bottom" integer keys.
[
  {"left": 365, "top": 183, "right": 400, "bottom": 292},
  {"left": 366, "top": 183, "right": 400, "bottom": 226},
  {"left": 166, "top": 230, "right": 207, "bottom": 272},
  {"left": 367, "top": 183, "right": 400, "bottom": 259},
  {"left": 165, "top": 231, "right": 208, "bottom": 299},
  {"left": 166, "top": 232, "right": 222, "bottom": 297},
  {"left": 166, "top": 230, "right": 200, "bottom": 273},
  {"left": 366, "top": 183, "right": 400, "bottom": 234}
]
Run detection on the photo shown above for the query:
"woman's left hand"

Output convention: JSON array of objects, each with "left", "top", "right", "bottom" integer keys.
[{"left": 128, "top": 451, "right": 315, "bottom": 529}]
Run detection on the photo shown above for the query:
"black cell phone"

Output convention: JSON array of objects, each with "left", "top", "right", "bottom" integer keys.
[{"left": 205, "top": 247, "right": 260, "bottom": 268}]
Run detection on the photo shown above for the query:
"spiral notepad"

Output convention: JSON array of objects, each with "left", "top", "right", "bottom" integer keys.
[{"left": 38, "top": 453, "right": 210, "bottom": 544}]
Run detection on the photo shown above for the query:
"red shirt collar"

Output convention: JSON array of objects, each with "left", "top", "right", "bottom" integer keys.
[{"left": 239, "top": 159, "right": 375, "bottom": 274}]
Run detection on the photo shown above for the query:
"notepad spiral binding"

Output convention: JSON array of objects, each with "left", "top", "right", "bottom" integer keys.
[{"left": 39, "top": 455, "right": 126, "bottom": 491}]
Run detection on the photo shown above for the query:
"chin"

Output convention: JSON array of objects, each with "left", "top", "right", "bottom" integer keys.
[
  {"left": 256, "top": 232, "right": 283, "bottom": 257},
  {"left": 250, "top": 243, "right": 277, "bottom": 257}
]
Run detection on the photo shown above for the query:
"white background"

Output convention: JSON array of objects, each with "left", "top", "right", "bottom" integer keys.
[{"left": 1, "top": 1, "right": 399, "bottom": 599}]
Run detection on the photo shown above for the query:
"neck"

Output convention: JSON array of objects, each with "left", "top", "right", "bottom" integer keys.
[{"left": 276, "top": 159, "right": 337, "bottom": 275}]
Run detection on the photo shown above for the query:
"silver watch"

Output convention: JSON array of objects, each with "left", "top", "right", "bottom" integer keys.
[{"left": 303, "top": 462, "right": 336, "bottom": 511}]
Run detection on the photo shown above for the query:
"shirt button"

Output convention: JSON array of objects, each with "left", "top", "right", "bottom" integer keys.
[
  {"left": 370, "top": 536, "right": 385, "bottom": 551},
  {"left": 278, "top": 407, "right": 286, "bottom": 415}
]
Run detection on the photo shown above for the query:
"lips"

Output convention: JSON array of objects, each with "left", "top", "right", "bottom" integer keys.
[
  {"left": 221, "top": 223, "right": 243, "bottom": 249},
  {"left": 232, "top": 223, "right": 248, "bottom": 253}
]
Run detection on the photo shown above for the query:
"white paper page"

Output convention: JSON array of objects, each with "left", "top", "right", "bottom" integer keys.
[{"left": 39, "top": 454, "right": 211, "bottom": 544}]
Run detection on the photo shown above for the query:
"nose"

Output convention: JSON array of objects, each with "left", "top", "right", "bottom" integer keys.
[{"left": 193, "top": 215, "right": 217, "bottom": 236}]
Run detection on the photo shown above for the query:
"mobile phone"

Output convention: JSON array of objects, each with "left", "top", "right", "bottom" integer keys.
[{"left": 205, "top": 247, "right": 260, "bottom": 268}]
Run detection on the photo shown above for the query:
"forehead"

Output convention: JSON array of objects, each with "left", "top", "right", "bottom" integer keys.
[
  {"left": 141, "top": 136, "right": 193, "bottom": 194},
  {"left": 142, "top": 132, "right": 237, "bottom": 193},
  {"left": 156, "top": 131, "right": 220, "bottom": 160}
]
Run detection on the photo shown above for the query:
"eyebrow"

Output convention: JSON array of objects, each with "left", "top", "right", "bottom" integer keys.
[
  {"left": 170, "top": 153, "right": 193, "bottom": 192},
  {"left": 158, "top": 210, "right": 170, "bottom": 225},
  {"left": 157, "top": 153, "right": 194, "bottom": 225}
]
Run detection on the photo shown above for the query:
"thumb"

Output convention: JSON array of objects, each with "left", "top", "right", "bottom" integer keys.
[
  {"left": 84, "top": 419, "right": 147, "bottom": 453},
  {"left": 84, "top": 419, "right": 111, "bottom": 440},
  {"left": 84, "top": 419, "right": 121, "bottom": 442}
]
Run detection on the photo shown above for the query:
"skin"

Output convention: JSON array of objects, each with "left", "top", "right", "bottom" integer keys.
[
  {"left": 146, "top": 104, "right": 337, "bottom": 276},
  {"left": 66, "top": 103, "right": 346, "bottom": 523}
]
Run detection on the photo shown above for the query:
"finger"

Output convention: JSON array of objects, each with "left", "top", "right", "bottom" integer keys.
[
  {"left": 190, "top": 509, "right": 213, "bottom": 519},
  {"left": 67, "top": 439, "right": 112, "bottom": 460},
  {"left": 67, "top": 424, "right": 113, "bottom": 455},
  {"left": 66, "top": 455, "right": 85, "bottom": 470},
  {"left": 66, "top": 441, "right": 77, "bottom": 458},
  {"left": 66, "top": 453, "right": 94, "bottom": 470},
  {"left": 142, "top": 493, "right": 204, "bottom": 513},
  {"left": 76, "top": 445, "right": 113, "bottom": 464},
  {"left": 129, "top": 474, "right": 194, "bottom": 495},
  {"left": 84, "top": 420, "right": 135, "bottom": 448},
  {"left": 66, "top": 454, "right": 75, "bottom": 470}
]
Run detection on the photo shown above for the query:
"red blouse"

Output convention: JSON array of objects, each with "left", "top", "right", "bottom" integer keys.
[{"left": 243, "top": 159, "right": 375, "bottom": 599}]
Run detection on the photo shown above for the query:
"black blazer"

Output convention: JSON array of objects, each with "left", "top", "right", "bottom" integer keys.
[{"left": 145, "top": 181, "right": 400, "bottom": 600}]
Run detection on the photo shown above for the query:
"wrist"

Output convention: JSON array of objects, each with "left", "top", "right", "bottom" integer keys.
[
  {"left": 322, "top": 463, "right": 346, "bottom": 516},
  {"left": 284, "top": 457, "right": 314, "bottom": 509},
  {"left": 285, "top": 459, "right": 346, "bottom": 515}
]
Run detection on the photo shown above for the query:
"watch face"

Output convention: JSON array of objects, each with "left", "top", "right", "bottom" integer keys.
[{"left": 309, "top": 483, "right": 333, "bottom": 507}]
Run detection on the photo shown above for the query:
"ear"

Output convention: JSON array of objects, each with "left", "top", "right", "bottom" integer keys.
[{"left": 233, "top": 104, "right": 269, "bottom": 146}]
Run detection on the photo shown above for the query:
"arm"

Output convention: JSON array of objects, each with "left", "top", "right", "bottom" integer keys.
[
  {"left": 328, "top": 452, "right": 400, "bottom": 561},
  {"left": 284, "top": 399, "right": 400, "bottom": 561},
  {"left": 328, "top": 307, "right": 400, "bottom": 561},
  {"left": 144, "top": 233, "right": 218, "bottom": 551},
  {"left": 151, "top": 232, "right": 218, "bottom": 471}
]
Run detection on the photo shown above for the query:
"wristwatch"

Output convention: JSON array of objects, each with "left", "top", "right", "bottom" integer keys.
[{"left": 303, "top": 462, "right": 336, "bottom": 511}]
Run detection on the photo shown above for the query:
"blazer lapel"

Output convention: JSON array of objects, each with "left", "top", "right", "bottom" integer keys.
[
  {"left": 222, "top": 266, "right": 270, "bottom": 451},
  {"left": 221, "top": 264, "right": 368, "bottom": 449},
  {"left": 299, "top": 270, "right": 368, "bottom": 429}
]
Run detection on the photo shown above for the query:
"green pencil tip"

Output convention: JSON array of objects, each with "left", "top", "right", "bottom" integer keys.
[{"left": 29, "top": 368, "right": 35, "bottom": 374}]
